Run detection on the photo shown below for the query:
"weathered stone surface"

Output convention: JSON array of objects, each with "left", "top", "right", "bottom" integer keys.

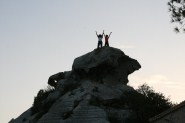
[
  {"left": 61, "top": 100, "right": 109, "bottom": 123},
  {"left": 9, "top": 108, "right": 31, "bottom": 123},
  {"left": 11, "top": 47, "right": 141, "bottom": 123},
  {"left": 72, "top": 47, "right": 141, "bottom": 84}
]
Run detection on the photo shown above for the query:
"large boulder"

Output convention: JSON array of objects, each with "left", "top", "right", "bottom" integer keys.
[
  {"left": 10, "top": 47, "right": 142, "bottom": 123},
  {"left": 72, "top": 47, "right": 141, "bottom": 84}
]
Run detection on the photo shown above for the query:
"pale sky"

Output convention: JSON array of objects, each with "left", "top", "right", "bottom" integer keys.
[{"left": 0, "top": 0, "right": 185, "bottom": 123}]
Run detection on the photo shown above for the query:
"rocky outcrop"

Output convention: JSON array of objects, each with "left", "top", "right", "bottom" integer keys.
[
  {"left": 10, "top": 47, "right": 141, "bottom": 123},
  {"left": 72, "top": 47, "right": 141, "bottom": 85},
  {"left": 48, "top": 72, "right": 64, "bottom": 87}
]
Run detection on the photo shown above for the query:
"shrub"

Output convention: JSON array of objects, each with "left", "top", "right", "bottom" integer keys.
[
  {"left": 125, "top": 84, "right": 174, "bottom": 123},
  {"left": 31, "top": 86, "right": 55, "bottom": 115}
]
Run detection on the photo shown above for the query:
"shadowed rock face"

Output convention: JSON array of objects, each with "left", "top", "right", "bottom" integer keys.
[
  {"left": 72, "top": 47, "right": 141, "bottom": 84},
  {"left": 10, "top": 47, "right": 141, "bottom": 123},
  {"left": 48, "top": 72, "right": 64, "bottom": 87}
]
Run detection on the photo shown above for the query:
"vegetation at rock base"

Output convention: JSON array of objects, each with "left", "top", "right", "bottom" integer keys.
[
  {"left": 89, "top": 84, "right": 174, "bottom": 123},
  {"left": 31, "top": 80, "right": 80, "bottom": 116},
  {"left": 31, "top": 86, "right": 55, "bottom": 115},
  {"left": 127, "top": 83, "right": 175, "bottom": 123}
]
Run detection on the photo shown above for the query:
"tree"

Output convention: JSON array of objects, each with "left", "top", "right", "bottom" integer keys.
[
  {"left": 31, "top": 86, "right": 55, "bottom": 115},
  {"left": 136, "top": 84, "right": 174, "bottom": 114},
  {"left": 126, "top": 84, "right": 174, "bottom": 123},
  {"left": 168, "top": 0, "right": 185, "bottom": 32}
]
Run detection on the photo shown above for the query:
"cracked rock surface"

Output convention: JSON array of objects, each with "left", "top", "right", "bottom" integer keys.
[{"left": 10, "top": 47, "right": 141, "bottom": 123}]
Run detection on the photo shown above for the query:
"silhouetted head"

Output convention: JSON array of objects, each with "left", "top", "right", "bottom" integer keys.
[
  {"left": 98, "top": 34, "right": 102, "bottom": 37},
  {"left": 105, "top": 35, "right": 108, "bottom": 37}
]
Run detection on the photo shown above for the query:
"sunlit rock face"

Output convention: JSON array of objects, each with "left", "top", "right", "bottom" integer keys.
[{"left": 10, "top": 47, "right": 141, "bottom": 123}]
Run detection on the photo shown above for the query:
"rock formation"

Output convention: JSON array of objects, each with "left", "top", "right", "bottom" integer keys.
[
  {"left": 10, "top": 47, "right": 141, "bottom": 123},
  {"left": 48, "top": 72, "right": 64, "bottom": 88}
]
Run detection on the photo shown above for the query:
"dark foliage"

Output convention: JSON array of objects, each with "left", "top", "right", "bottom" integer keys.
[
  {"left": 31, "top": 80, "right": 80, "bottom": 118},
  {"left": 126, "top": 84, "right": 174, "bottom": 123},
  {"left": 168, "top": 0, "right": 185, "bottom": 32},
  {"left": 31, "top": 86, "right": 55, "bottom": 115},
  {"left": 89, "top": 84, "right": 174, "bottom": 123}
]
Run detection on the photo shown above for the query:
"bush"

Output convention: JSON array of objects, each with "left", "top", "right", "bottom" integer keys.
[
  {"left": 125, "top": 84, "right": 174, "bottom": 123},
  {"left": 31, "top": 86, "right": 55, "bottom": 115}
]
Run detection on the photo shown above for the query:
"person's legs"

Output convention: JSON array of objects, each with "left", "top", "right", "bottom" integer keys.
[
  {"left": 105, "top": 42, "right": 109, "bottom": 47},
  {"left": 97, "top": 41, "right": 102, "bottom": 49},
  {"left": 100, "top": 41, "right": 102, "bottom": 48}
]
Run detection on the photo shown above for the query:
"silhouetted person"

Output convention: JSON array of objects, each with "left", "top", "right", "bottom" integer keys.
[
  {"left": 103, "top": 32, "right": 112, "bottom": 47},
  {"left": 96, "top": 30, "right": 104, "bottom": 49}
]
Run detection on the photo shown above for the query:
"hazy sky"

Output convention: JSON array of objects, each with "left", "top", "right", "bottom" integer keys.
[{"left": 1, "top": 0, "right": 185, "bottom": 123}]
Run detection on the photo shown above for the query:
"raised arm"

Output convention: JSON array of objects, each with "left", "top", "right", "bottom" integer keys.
[
  {"left": 102, "top": 30, "right": 104, "bottom": 35},
  {"left": 109, "top": 32, "right": 112, "bottom": 38},
  {"left": 103, "top": 33, "right": 106, "bottom": 37},
  {"left": 96, "top": 31, "right": 98, "bottom": 37}
]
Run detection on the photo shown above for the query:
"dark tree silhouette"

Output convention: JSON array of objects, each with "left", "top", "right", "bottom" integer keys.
[
  {"left": 126, "top": 84, "right": 174, "bottom": 123},
  {"left": 137, "top": 84, "right": 174, "bottom": 111},
  {"left": 168, "top": 0, "right": 185, "bottom": 32}
]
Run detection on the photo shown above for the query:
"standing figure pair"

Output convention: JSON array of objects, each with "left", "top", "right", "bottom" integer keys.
[{"left": 96, "top": 30, "right": 112, "bottom": 49}]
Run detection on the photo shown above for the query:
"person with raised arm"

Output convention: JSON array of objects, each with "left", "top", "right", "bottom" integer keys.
[
  {"left": 103, "top": 32, "right": 112, "bottom": 47},
  {"left": 96, "top": 30, "right": 104, "bottom": 49}
]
